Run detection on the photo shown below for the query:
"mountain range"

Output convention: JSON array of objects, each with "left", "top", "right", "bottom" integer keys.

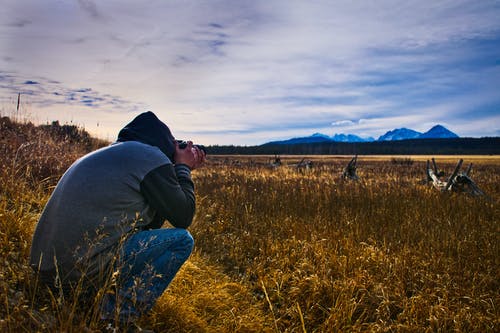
[{"left": 267, "top": 125, "right": 459, "bottom": 144}]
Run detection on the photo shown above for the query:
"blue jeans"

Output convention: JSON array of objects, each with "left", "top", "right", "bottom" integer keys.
[{"left": 101, "top": 228, "right": 194, "bottom": 323}]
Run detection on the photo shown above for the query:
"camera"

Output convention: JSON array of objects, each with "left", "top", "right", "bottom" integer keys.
[{"left": 176, "top": 140, "right": 207, "bottom": 154}]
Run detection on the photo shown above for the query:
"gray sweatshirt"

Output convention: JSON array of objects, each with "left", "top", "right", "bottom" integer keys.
[{"left": 29, "top": 112, "right": 195, "bottom": 283}]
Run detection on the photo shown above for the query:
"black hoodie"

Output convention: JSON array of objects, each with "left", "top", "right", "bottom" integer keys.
[
  {"left": 117, "top": 111, "right": 176, "bottom": 161},
  {"left": 30, "top": 111, "right": 195, "bottom": 280}
]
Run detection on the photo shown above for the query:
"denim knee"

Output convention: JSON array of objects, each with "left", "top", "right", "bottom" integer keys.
[{"left": 177, "top": 229, "right": 194, "bottom": 261}]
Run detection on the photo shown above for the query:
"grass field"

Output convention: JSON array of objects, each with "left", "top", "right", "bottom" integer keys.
[{"left": 1, "top": 117, "right": 498, "bottom": 332}]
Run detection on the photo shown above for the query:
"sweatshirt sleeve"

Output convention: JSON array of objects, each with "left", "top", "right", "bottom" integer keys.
[{"left": 140, "top": 163, "right": 195, "bottom": 229}]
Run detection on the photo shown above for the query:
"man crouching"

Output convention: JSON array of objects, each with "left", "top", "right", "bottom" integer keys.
[{"left": 30, "top": 111, "right": 206, "bottom": 331}]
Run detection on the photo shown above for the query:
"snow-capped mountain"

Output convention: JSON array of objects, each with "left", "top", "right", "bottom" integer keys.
[
  {"left": 265, "top": 125, "right": 459, "bottom": 144},
  {"left": 418, "top": 125, "right": 459, "bottom": 139},
  {"left": 377, "top": 128, "right": 422, "bottom": 141},
  {"left": 331, "top": 134, "right": 375, "bottom": 142}
]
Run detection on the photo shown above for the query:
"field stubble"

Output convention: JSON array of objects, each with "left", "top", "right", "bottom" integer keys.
[
  {"left": 191, "top": 156, "right": 499, "bottom": 332},
  {"left": 0, "top": 119, "right": 498, "bottom": 332}
]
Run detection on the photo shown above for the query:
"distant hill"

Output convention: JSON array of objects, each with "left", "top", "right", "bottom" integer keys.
[
  {"left": 267, "top": 134, "right": 332, "bottom": 145},
  {"left": 266, "top": 125, "right": 459, "bottom": 145}
]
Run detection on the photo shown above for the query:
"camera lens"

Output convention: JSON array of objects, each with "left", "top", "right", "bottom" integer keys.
[{"left": 176, "top": 140, "right": 206, "bottom": 154}]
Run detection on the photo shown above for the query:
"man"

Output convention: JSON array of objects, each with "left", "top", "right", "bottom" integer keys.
[{"left": 30, "top": 111, "right": 205, "bottom": 329}]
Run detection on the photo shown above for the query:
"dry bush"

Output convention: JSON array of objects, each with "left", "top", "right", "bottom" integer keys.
[
  {"left": 0, "top": 117, "right": 106, "bottom": 185},
  {"left": 0, "top": 117, "right": 108, "bottom": 332}
]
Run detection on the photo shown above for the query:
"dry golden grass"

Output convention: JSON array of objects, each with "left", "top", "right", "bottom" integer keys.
[
  {"left": 147, "top": 254, "right": 274, "bottom": 332},
  {"left": 191, "top": 157, "right": 499, "bottom": 332},
  {"left": 1, "top": 118, "right": 498, "bottom": 332}
]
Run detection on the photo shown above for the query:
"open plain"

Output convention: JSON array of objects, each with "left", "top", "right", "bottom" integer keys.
[{"left": 1, "top": 118, "right": 498, "bottom": 332}]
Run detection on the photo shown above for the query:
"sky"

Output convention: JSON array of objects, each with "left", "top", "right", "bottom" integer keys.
[{"left": 1, "top": 0, "right": 499, "bottom": 145}]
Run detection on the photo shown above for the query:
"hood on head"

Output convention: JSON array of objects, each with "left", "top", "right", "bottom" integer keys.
[{"left": 117, "top": 111, "right": 175, "bottom": 160}]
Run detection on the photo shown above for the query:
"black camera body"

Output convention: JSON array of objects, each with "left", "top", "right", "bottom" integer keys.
[{"left": 176, "top": 140, "right": 207, "bottom": 154}]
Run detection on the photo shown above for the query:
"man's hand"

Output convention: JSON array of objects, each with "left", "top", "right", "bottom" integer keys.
[{"left": 174, "top": 140, "right": 206, "bottom": 170}]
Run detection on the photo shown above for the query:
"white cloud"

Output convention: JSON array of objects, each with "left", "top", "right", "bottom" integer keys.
[{"left": 331, "top": 120, "right": 355, "bottom": 127}]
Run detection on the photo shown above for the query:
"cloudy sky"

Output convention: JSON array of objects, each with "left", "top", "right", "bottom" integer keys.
[{"left": 1, "top": 0, "right": 499, "bottom": 145}]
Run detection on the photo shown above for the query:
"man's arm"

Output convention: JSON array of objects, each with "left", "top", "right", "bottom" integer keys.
[
  {"left": 141, "top": 140, "right": 206, "bottom": 229},
  {"left": 140, "top": 163, "right": 195, "bottom": 229}
]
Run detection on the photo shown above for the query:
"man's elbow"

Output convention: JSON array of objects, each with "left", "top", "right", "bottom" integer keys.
[
  {"left": 160, "top": 197, "right": 195, "bottom": 229},
  {"left": 170, "top": 204, "right": 195, "bottom": 229},
  {"left": 171, "top": 215, "right": 193, "bottom": 229}
]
